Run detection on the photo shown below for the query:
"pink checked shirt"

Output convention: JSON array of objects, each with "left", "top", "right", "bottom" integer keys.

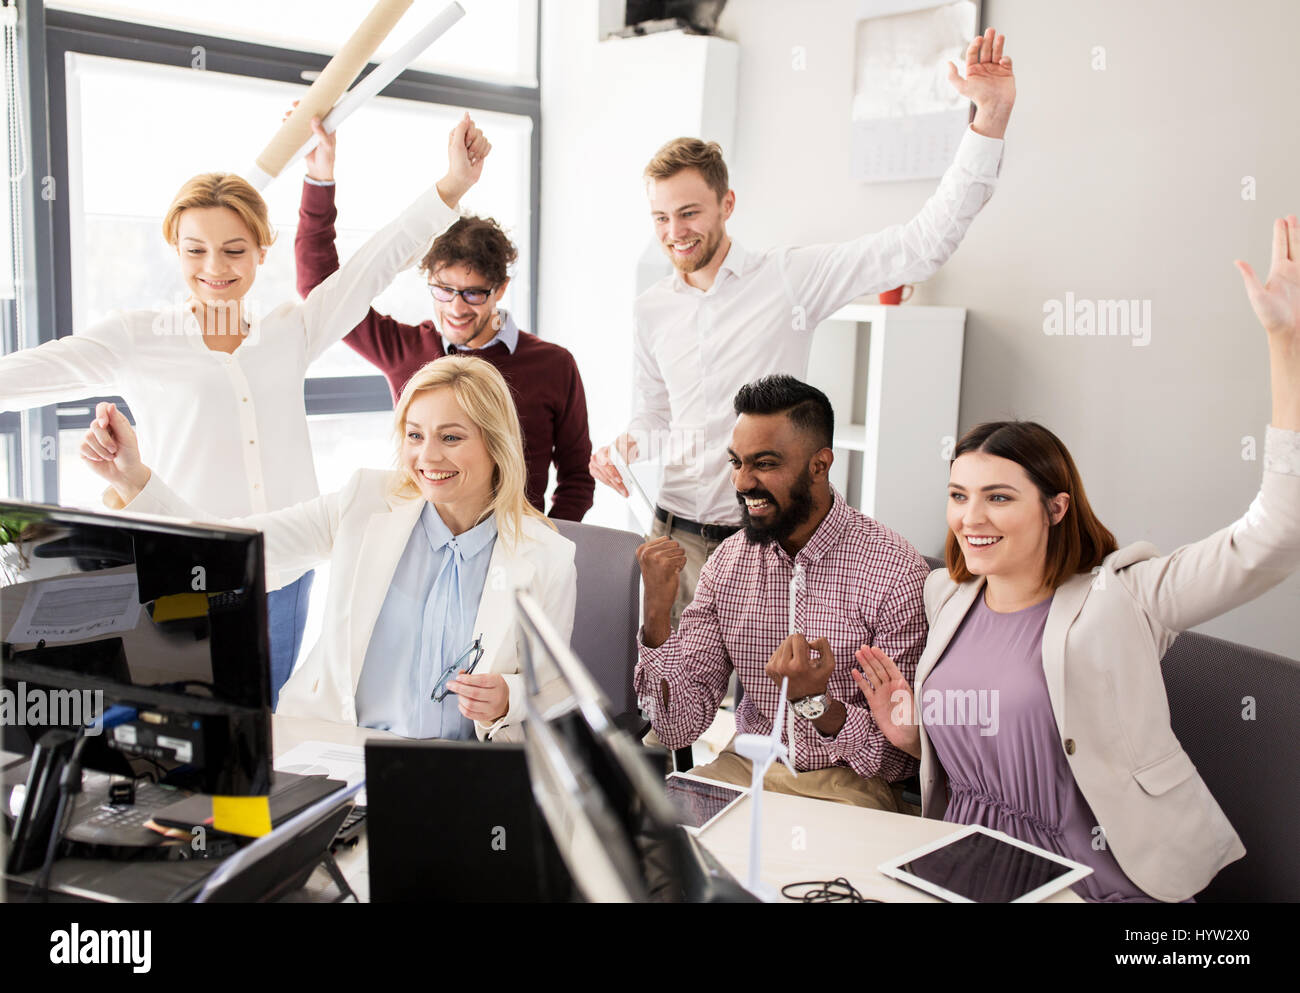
[{"left": 635, "top": 491, "right": 930, "bottom": 783}]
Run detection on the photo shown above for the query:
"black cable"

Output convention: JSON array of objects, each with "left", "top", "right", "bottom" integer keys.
[
  {"left": 30, "top": 730, "right": 92, "bottom": 901},
  {"left": 781, "top": 877, "right": 881, "bottom": 904}
]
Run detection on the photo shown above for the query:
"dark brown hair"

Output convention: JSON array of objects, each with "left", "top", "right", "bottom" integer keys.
[
  {"left": 419, "top": 215, "right": 517, "bottom": 287},
  {"left": 644, "top": 137, "right": 730, "bottom": 202},
  {"left": 945, "top": 421, "right": 1118, "bottom": 589}
]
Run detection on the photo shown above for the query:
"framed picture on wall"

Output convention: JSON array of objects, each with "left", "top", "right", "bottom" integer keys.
[{"left": 852, "top": 0, "right": 982, "bottom": 182}]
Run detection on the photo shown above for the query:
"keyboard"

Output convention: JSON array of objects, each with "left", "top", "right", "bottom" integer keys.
[
  {"left": 67, "top": 780, "right": 187, "bottom": 847},
  {"left": 331, "top": 805, "right": 366, "bottom": 848}
]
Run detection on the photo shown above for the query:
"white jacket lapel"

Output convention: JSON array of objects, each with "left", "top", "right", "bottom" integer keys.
[{"left": 470, "top": 538, "right": 537, "bottom": 677}]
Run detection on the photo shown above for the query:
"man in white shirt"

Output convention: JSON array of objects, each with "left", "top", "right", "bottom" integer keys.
[{"left": 591, "top": 29, "right": 1017, "bottom": 624}]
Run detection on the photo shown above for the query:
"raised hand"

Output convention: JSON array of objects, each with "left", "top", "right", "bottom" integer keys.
[
  {"left": 284, "top": 102, "right": 337, "bottom": 182},
  {"left": 437, "top": 113, "right": 492, "bottom": 209},
  {"left": 1237, "top": 215, "right": 1300, "bottom": 341},
  {"left": 305, "top": 115, "right": 337, "bottom": 182},
  {"left": 948, "top": 28, "right": 1015, "bottom": 139},
  {"left": 79, "top": 402, "right": 151, "bottom": 503},
  {"left": 1238, "top": 215, "right": 1300, "bottom": 432},
  {"left": 852, "top": 645, "right": 921, "bottom": 758}
]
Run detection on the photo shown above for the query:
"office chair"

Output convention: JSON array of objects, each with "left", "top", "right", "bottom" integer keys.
[{"left": 553, "top": 519, "right": 646, "bottom": 734}]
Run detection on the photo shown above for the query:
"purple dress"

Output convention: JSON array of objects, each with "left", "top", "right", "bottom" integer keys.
[{"left": 923, "top": 592, "right": 1153, "bottom": 902}]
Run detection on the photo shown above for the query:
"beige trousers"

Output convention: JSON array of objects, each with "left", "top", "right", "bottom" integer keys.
[{"left": 690, "top": 739, "right": 904, "bottom": 812}]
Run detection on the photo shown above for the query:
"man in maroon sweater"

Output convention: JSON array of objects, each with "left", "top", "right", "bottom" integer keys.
[{"left": 295, "top": 119, "right": 594, "bottom": 521}]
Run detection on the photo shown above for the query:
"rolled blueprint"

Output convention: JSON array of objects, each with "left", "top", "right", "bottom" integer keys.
[
  {"left": 278, "top": 3, "right": 467, "bottom": 178},
  {"left": 247, "top": 0, "right": 414, "bottom": 189}
]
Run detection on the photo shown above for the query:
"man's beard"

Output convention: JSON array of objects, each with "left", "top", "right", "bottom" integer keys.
[
  {"left": 665, "top": 226, "right": 724, "bottom": 274},
  {"left": 738, "top": 469, "right": 815, "bottom": 545}
]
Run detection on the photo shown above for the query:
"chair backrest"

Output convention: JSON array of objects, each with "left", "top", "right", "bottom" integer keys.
[
  {"left": 1160, "top": 630, "right": 1300, "bottom": 902},
  {"left": 553, "top": 519, "right": 643, "bottom": 716}
]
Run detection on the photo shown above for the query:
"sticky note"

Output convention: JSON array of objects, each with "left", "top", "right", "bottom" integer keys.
[
  {"left": 212, "top": 795, "right": 273, "bottom": 837},
  {"left": 151, "top": 593, "right": 210, "bottom": 622}
]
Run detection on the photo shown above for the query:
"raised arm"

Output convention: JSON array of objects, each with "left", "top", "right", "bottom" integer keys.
[
  {"left": 1116, "top": 215, "right": 1300, "bottom": 632},
  {"left": 80, "top": 402, "right": 343, "bottom": 581},
  {"left": 783, "top": 29, "right": 1015, "bottom": 327},
  {"left": 0, "top": 314, "right": 130, "bottom": 411},
  {"left": 298, "top": 114, "right": 492, "bottom": 363}
]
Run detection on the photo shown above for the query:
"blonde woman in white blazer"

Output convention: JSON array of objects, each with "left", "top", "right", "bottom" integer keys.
[
  {"left": 80, "top": 356, "right": 576, "bottom": 744},
  {"left": 854, "top": 215, "right": 1300, "bottom": 902}
]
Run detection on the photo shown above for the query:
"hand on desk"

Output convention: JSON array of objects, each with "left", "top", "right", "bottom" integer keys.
[{"left": 447, "top": 671, "right": 508, "bottom": 724}]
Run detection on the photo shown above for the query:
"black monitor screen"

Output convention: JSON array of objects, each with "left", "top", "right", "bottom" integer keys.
[{"left": 0, "top": 501, "right": 272, "bottom": 794}]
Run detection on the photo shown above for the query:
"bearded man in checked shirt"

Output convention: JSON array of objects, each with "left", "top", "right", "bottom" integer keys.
[{"left": 635, "top": 376, "right": 930, "bottom": 811}]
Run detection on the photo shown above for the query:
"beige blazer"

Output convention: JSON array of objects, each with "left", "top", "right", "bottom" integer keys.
[
  {"left": 124, "top": 467, "right": 576, "bottom": 743},
  {"left": 915, "top": 466, "right": 1300, "bottom": 902}
]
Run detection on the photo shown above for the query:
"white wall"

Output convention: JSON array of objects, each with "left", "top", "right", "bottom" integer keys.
[{"left": 541, "top": 0, "right": 1300, "bottom": 658}]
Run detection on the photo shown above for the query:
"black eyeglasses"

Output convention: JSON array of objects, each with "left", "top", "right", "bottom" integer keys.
[{"left": 429, "top": 283, "right": 495, "bottom": 306}]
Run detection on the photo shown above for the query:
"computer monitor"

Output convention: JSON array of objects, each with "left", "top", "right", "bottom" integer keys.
[
  {"left": 0, "top": 498, "right": 272, "bottom": 796},
  {"left": 513, "top": 590, "right": 753, "bottom": 903}
]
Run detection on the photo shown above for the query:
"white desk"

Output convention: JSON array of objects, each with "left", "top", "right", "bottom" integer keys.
[
  {"left": 273, "top": 714, "right": 393, "bottom": 903},
  {"left": 696, "top": 790, "right": 1083, "bottom": 903},
  {"left": 276, "top": 715, "right": 1083, "bottom": 903}
]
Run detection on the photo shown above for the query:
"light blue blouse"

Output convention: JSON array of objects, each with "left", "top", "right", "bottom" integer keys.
[{"left": 355, "top": 502, "right": 498, "bottom": 739}]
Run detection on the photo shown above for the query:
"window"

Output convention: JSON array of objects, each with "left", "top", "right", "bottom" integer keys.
[{"left": 48, "top": 0, "right": 539, "bottom": 86}]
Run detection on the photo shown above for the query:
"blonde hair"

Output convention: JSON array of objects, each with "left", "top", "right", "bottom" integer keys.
[
  {"left": 644, "top": 138, "right": 730, "bottom": 202},
  {"left": 390, "top": 356, "right": 553, "bottom": 548},
  {"left": 162, "top": 173, "right": 275, "bottom": 248}
]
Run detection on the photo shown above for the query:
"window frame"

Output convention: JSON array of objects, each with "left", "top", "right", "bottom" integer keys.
[{"left": 25, "top": 1, "right": 541, "bottom": 501}]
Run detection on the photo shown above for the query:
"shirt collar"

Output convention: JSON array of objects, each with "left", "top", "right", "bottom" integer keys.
[
  {"left": 440, "top": 309, "right": 519, "bottom": 355},
  {"left": 418, "top": 501, "right": 498, "bottom": 559},
  {"left": 763, "top": 489, "right": 851, "bottom": 567},
  {"left": 671, "top": 239, "right": 747, "bottom": 294}
]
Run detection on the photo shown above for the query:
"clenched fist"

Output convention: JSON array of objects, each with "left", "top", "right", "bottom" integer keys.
[{"left": 637, "top": 535, "right": 684, "bottom": 648}]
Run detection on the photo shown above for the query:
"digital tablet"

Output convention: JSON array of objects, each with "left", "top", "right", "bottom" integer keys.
[
  {"left": 663, "top": 772, "right": 749, "bottom": 834},
  {"left": 610, "top": 445, "right": 657, "bottom": 535},
  {"left": 877, "top": 824, "right": 1092, "bottom": 903}
]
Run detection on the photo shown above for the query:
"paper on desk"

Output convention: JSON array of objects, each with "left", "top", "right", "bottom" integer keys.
[
  {"left": 275, "top": 740, "right": 367, "bottom": 806},
  {"left": 6, "top": 574, "right": 142, "bottom": 645}
]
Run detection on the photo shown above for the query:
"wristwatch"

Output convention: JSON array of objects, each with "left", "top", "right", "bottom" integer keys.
[{"left": 792, "top": 693, "right": 828, "bottom": 720}]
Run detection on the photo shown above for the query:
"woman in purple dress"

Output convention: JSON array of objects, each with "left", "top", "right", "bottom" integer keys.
[{"left": 855, "top": 215, "right": 1300, "bottom": 902}]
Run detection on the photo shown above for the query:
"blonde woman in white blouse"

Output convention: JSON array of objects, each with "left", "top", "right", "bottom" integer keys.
[{"left": 0, "top": 114, "right": 492, "bottom": 705}]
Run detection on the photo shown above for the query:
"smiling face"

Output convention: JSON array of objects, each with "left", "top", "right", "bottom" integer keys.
[
  {"left": 402, "top": 387, "right": 496, "bottom": 519},
  {"left": 647, "top": 167, "right": 734, "bottom": 275},
  {"left": 728, "top": 412, "right": 831, "bottom": 549},
  {"left": 175, "top": 206, "right": 265, "bottom": 308},
  {"left": 430, "top": 263, "right": 510, "bottom": 349},
  {"left": 947, "top": 452, "right": 1069, "bottom": 582}
]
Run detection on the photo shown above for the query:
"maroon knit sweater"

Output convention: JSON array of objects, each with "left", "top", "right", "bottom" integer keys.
[{"left": 295, "top": 181, "right": 594, "bottom": 521}]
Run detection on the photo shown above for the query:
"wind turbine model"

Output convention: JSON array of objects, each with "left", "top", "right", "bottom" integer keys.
[{"left": 732, "top": 676, "right": 796, "bottom": 901}]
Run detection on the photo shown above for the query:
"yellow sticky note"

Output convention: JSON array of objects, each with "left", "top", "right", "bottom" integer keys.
[
  {"left": 212, "top": 795, "right": 273, "bottom": 837},
  {"left": 151, "top": 593, "right": 210, "bottom": 623}
]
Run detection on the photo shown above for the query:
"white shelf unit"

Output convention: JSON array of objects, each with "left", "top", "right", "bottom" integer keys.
[{"left": 808, "top": 302, "right": 967, "bottom": 557}]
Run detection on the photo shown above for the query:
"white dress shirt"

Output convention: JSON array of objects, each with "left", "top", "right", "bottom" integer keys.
[
  {"left": 0, "top": 185, "right": 458, "bottom": 589},
  {"left": 626, "top": 126, "right": 1004, "bottom": 526}
]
